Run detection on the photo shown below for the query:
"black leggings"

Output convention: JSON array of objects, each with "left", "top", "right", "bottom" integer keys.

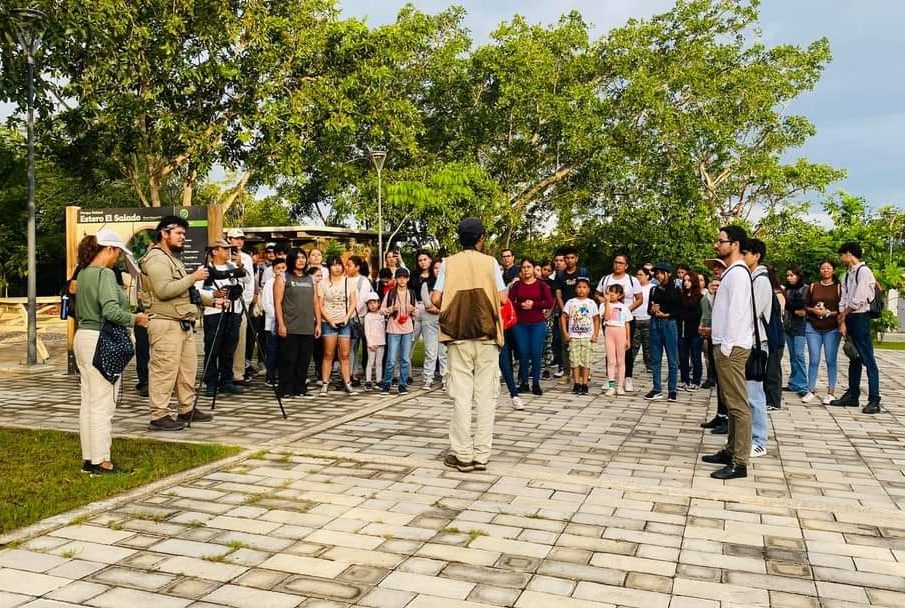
[{"left": 278, "top": 334, "right": 314, "bottom": 396}]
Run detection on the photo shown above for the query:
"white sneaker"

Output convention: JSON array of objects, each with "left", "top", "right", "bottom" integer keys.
[
  {"left": 511, "top": 396, "right": 526, "bottom": 410},
  {"left": 624, "top": 377, "right": 634, "bottom": 392},
  {"left": 822, "top": 394, "right": 834, "bottom": 405},
  {"left": 750, "top": 445, "right": 767, "bottom": 458},
  {"left": 800, "top": 391, "right": 816, "bottom": 403},
  {"left": 615, "top": 388, "right": 625, "bottom": 396},
  {"left": 319, "top": 383, "right": 329, "bottom": 396},
  {"left": 604, "top": 388, "right": 616, "bottom": 397}
]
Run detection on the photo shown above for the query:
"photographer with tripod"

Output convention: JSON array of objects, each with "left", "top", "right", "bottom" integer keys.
[
  {"left": 140, "top": 216, "right": 220, "bottom": 431},
  {"left": 199, "top": 239, "right": 247, "bottom": 397}
]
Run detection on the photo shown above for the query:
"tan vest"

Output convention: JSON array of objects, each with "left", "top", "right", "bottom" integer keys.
[{"left": 438, "top": 249, "right": 503, "bottom": 346}]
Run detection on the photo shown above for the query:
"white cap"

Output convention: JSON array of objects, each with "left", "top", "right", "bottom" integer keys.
[
  {"left": 226, "top": 228, "right": 245, "bottom": 238},
  {"left": 366, "top": 291, "right": 380, "bottom": 302},
  {"left": 95, "top": 229, "right": 133, "bottom": 256}
]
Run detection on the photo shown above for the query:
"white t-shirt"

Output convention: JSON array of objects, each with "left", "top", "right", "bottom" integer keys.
[
  {"left": 596, "top": 273, "right": 640, "bottom": 305},
  {"left": 601, "top": 301, "right": 634, "bottom": 327},
  {"left": 562, "top": 297, "right": 599, "bottom": 338},
  {"left": 634, "top": 284, "right": 653, "bottom": 321}
]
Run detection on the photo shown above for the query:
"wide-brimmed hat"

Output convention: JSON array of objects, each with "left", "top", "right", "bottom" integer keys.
[
  {"left": 208, "top": 238, "right": 231, "bottom": 249},
  {"left": 226, "top": 228, "right": 246, "bottom": 238}
]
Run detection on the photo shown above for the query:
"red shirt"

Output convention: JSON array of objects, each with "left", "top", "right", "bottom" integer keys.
[{"left": 508, "top": 279, "right": 553, "bottom": 325}]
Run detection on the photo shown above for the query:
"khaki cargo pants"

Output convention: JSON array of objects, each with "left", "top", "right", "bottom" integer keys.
[{"left": 148, "top": 318, "right": 198, "bottom": 420}]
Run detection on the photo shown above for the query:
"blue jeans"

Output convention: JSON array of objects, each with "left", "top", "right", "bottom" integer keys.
[
  {"left": 785, "top": 332, "right": 808, "bottom": 393},
  {"left": 845, "top": 313, "right": 880, "bottom": 401},
  {"left": 649, "top": 318, "right": 678, "bottom": 393},
  {"left": 382, "top": 333, "right": 412, "bottom": 387},
  {"left": 748, "top": 360, "right": 768, "bottom": 449},
  {"left": 264, "top": 330, "right": 278, "bottom": 383},
  {"left": 499, "top": 340, "right": 518, "bottom": 397},
  {"left": 513, "top": 322, "right": 546, "bottom": 385},
  {"left": 678, "top": 335, "right": 702, "bottom": 385},
  {"left": 805, "top": 322, "right": 840, "bottom": 392}
]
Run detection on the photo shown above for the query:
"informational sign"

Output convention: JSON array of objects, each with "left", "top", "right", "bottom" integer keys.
[{"left": 75, "top": 206, "right": 208, "bottom": 269}]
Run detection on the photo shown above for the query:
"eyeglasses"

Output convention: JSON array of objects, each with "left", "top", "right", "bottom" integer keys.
[{"left": 715, "top": 239, "right": 732, "bottom": 245}]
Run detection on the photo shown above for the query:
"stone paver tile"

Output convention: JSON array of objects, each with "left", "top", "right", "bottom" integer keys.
[
  {"left": 668, "top": 597, "right": 718, "bottom": 608},
  {"left": 678, "top": 549, "right": 765, "bottom": 573},
  {"left": 0, "top": 569, "right": 70, "bottom": 596},
  {"left": 0, "top": 551, "right": 68, "bottom": 574},
  {"left": 156, "top": 555, "right": 249, "bottom": 582},
  {"left": 45, "top": 559, "right": 106, "bottom": 580},
  {"left": 405, "top": 595, "right": 495, "bottom": 608},
  {"left": 203, "top": 583, "right": 302, "bottom": 608},
  {"left": 555, "top": 534, "right": 636, "bottom": 555},
  {"left": 358, "top": 587, "right": 416, "bottom": 608},
  {"left": 0, "top": 591, "right": 30, "bottom": 608},
  {"left": 589, "top": 553, "right": 676, "bottom": 577},
  {"left": 572, "top": 580, "right": 670, "bottom": 608},
  {"left": 515, "top": 590, "right": 616, "bottom": 608},
  {"left": 767, "top": 591, "right": 820, "bottom": 608},
  {"left": 305, "top": 530, "right": 382, "bottom": 550},
  {"left": 416, "top": 544, "right": 500, "bottom": 567},
  {"left": 151, "top": 539, "right": 230, "bottom": 559},
  {"left": 672, "top": 577, "right": 769, "bottom": 606},
  {"left": 468, "top": 584, "right": 520, "bottom": 606},
  {"left": 205, "top": 516, "right": 282, "bottom": 535},
  {"left": 724, "top": 572, "right": 817, "bottom": 595},
  {"left": 47, "top": 541, "right": 136, "bottom": 564},
  {"left": 468, "top": 537, "right": 550, "bottom": 559},
  {"left": 89, "top": 566, "right": 177, "bottom": 591},
  {"left": 48, "top": 526, "right": 134, "bottom": 545},
  {"left": 45, "top": 581, "right": 108, "bottom": 604},
  {"left": 320, "top": 547, "right": 404, "bottom": 569},
  {"left": 853, "top": 557, "right": 905, "bottom": 576},
  {"left": 443, "top": 564, "right": 531, "bottom": 589},
  {"left": 526, "top": 575, "right": 574, "bottom": 596},
  {"left": 866, "top": 588, "right": 905, "bottom": 607},
  {"left": 815, "top": 581, "right": 869, "bottom": 603},
  {"left": 805, "top": 541, "right": 893, "bottom": 560},
  {"left": 813, "top": 565, "right": 905, "bottom": 591},
  {"left": 359, "top": 523, "right": 436, "bottom": 541},
  {"left": 380, "top": 571, "right": 474, "bottom": 599},
  {"left": 275, "top": 575, "right": 364, "bottom": 602},
  {"left": 85, "top": 587, "right": 192, "bottom": 608},
  {"left": 258, "top": 554, "right": 350, "bottom": 578}
]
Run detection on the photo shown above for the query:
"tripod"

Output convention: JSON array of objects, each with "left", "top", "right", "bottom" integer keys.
[{"left": 189, "top": 281, "right": 286, "bottom": 428}]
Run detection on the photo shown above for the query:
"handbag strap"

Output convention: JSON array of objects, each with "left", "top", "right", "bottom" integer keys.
[{"left": 722, "top": 263, "right": 760, "bottom": 348}]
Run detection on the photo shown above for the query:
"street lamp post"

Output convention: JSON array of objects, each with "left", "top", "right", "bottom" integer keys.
[
  {"left": 12, "top": 8, "right": 45, "bottom": 366},
  {"left": 367, "top": 148, "right": 387, "bottom": 268}
]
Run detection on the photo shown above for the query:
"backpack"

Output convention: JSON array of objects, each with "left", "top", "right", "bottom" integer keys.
[
  {"left": 384, "top": 286, "right": 416, "bottom": 318},
  {"left": 854, "top": 266, "right": 884, "bottom": 319},
  {"left": 754, "top": 275, "right": 784, "bottom": 353}
]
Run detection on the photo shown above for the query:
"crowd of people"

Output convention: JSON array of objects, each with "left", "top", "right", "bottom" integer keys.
[{"left": 70, "top": 215, "right": 884, "bottom": 480}]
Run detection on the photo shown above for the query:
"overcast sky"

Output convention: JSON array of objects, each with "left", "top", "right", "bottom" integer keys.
[{"left": 338, "top": 0, "right": 905, "bottom": 209}]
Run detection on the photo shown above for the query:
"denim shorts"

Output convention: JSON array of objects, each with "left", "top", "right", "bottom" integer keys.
[{"left": 321, "top": 321, "right": 352, "bottom": 338}]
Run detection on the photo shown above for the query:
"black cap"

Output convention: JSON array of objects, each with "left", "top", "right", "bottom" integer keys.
[
  {"left": 653, "top": 261, "right": 673, "bottom": 272},
  {"left": 395, "top": 267, "right": 410, "bottom": 278},
  {"left": 457, "top": 217, "right": 486, "bottom": 240}
]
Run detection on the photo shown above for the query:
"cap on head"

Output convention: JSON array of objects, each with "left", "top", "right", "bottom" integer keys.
[
  {"left": 704, "top": 258, "right": 727, "bottom": 270},
  {"left": 209, "top": 238, "right": 230, "bottom": 249},
  {"left": 366, "top": 292, "right": 380, "bottom": 302},
  {"left": 226, "top": 228, "right": 245, "bottom": 239},
  {"left": 264, "top": 242, "right": 276, "bottom": 251},
  {"left": 95, "top": 229, "right": 133, "bottom": 257},
  {"left": 653, "top": 262, "right": 673, "bottom": 273},
  {"left": 457, "top": 217, "right": 486, "bottom": 243},
  {"left": 395, "top": 268, "right": 410, "bottom": 278}
]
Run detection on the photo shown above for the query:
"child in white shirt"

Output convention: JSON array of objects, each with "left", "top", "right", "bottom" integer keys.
[
  {"left": 560, "top": 278, "right": 600, "bottom": 395},
  {"left": 602, "top": 284, "right": 633, "bottom": 396}
]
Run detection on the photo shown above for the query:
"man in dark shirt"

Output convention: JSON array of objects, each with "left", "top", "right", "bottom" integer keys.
[
  {"left": 554, "top": 246, "right": 591, "bottom": 383},
  {"left": 645, "top": 262, "right": 681, "bottom": 402},
  {"left": 500, "top": 249, "right": 519, "bottom": 285}
]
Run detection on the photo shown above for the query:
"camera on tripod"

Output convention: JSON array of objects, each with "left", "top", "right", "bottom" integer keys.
[{"left": 205, "top": 265, "right": 247, "bottom": 301}]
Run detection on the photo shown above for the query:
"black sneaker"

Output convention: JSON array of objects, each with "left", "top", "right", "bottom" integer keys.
[
  {"left": 364, "top": 382, "right": 373, "bottom": 391},
  {"left": 532, "top": 384, "right": 543, "bottom": 396},
  {"left": 398, "top": 384, "right": 408, "bottom": 395},
  {"left": 472, "top": 461, "right": 487, "bottom": 472},
  {"left": 710, "top": 464, "right": 747, "bottom": 479},
  {"left": 542, "top": 370, "right": 551, "bottom": 380},
  {"left": 81, "top": 460, "right": 94, "bottom": 474},
  {"left": 136, "top": 383, "right": 149, "bottom": 397},
  {"left": 517, "top": 382, "right": 529, "bottom": 394},
  {"left": 862, "top": 399, "right": 880, "bottom": 414},
  {"left": 148, "top": 416, "right": 185, "bottom": 432},
  {"left": 700, "top": 415, "right": 725, "bottom": 429},
  {"left": 177, "top": 408, "right": 213, "bottom": 423},
  {"left": 711, "top": 423, "right": 729, "bottom": 435},
  {"left": 644, "top": 390, "right": 663, "bottom": 400},
  {"left": 702, "top": 449, "right": 733, "bottom": 465},
  {"left": 829, "top": 393, "right": 859, "bottom": 407},
  {"left": 221, "top": 383, "right": 245, "bottom": 395},
  {"left": 443, "top": 454, "right": 475, "bottom": 472},
  {"left": 572, "top": 383, "right": 580, "bottom": 394},
  {"left": 668, "top": 392, "right": 678, "bottom": 402},
  {"left": 89, "top": 464, "right": 134, "bottom": 477},
  {"left": 580, "top": 384, "right": 589, "bottom": 395},
  {"left": 204, "top": 385, "right": 216, "bottom": 397}
]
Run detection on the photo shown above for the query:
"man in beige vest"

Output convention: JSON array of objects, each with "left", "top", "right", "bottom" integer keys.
[{"left": 431, "top": 218, "right": 508, "bottom": 472}]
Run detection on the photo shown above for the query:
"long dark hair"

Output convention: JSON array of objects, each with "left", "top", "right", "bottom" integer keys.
[
  {"left": 682, "top": 270, "right": 703, "bottom": 305},
  {"left": 785, "top": 265, "right": 804, "bottom": 289},
  {"left": 286, "top": 248, "right": 307, "bottom": 275},
  {"left": 77, "top": 235, "right": 104, "bottom": 268}
]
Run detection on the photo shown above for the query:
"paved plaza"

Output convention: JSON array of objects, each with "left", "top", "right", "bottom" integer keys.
[{"left": 1, "top": 342, "right": 905, "bottom": 607}]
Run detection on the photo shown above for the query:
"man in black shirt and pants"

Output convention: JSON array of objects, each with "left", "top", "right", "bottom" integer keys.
[
  {"left": 554, "top": 246, "right": 591, "bottom": 384},
  {"left": 645, "top": 262, "right": 681, "bottom": 402}
]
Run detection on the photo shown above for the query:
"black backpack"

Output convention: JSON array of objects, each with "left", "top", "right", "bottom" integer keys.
[
  {"left": 754, "top": 275, "right": 784, "bottom": 353},
  {"left": 854, "top": 266, "right": 884, "bottom": 319}
]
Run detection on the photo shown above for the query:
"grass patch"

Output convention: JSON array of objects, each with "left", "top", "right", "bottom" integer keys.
[
  {"left": 874, "top": 340, "right": 905, "bottom": 350},
  {"left": 0, "top": 427, "right": 240, "bottom": 535}
]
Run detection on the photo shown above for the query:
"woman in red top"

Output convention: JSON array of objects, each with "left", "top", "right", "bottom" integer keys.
[{"left": 508, "top": 258, "right": 554, "bottom": 395}]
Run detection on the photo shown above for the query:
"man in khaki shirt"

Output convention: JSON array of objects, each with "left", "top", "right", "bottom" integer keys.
[{"left": 141, "top": 215, "right": 224, "bottom": 431}]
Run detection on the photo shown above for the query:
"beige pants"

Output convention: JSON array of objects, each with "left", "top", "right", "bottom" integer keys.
[
  {"left": 74, "top": 329, "right": 118, "bottom": 464},
  {"left": 148, "top": 318, "right": 197, "bottom": 420},
  {"left": 233, "top": 312, "right": 247, "bottom": 381},
  {"left": 714, "top": 346, "right": 752, "bottom": 466},
  {"left": 446, "top": 339, "right": 500, "bottom": 464}
]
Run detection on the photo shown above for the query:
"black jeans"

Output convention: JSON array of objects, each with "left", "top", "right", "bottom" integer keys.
[
  {"left": 203, "top": 312, "right": 241, "bottom": 387},
  {"left": 279, "top": 334, "right": 314, "bottom": 396},
  {"left": 764, "top": 346, "right": 784, "bottom": 407},
  {"left": 134, "top": 323, "right": 150, "bottom": 386}
]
